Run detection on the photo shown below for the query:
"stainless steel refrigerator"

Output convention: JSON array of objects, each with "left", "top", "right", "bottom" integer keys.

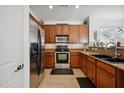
[{"left": 29, "top": 20, "right": 45, "bottom": 88}]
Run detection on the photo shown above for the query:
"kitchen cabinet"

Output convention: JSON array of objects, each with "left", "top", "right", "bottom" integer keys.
[
  {"left": 79, "top": 25, "right": 89, "bottom": 43},
  {"left": 56, "top": 24, "right": 63, "bottom": 35},
  {"left": 49, "top": 25, "right": 56, "bottom": 43},
  {"left": 117, "top": 69, "right": 124, "bottom": 88},
  {"left": 42, "top": 24, "right": 88, "bottom": 44},
  {"left": 56, "top": 24, "right": 70, "bottom": 35},
  {"left": 87, "top": 56, "right": 96, "bottom": 85},
  {"left": 62, "top": 24, "right": 70, "bottom": 35},
  {"left": 42, "top": 25, "right": 56, "bottom": 43},
  {"left": 79, "top": 53, "right": 124, "bottom": 88},
  {"left": 69, "top": 25, "right": 79, "bottom": 43},
  {"left": 96, "top": 60, "right": 116, "bottom": 88},
  {"left": 97, "top": 66, "right": 116, "bottom": 88},
  {"left": 79, "top": 53, "right": 87, "bottom": 74},
  {"left": 70, "top": 52, "right": 79, "bottom": 68},
  {"left": 44, "top": 52, "right": 55, "bottom": 68},
  {"left": 42, "top": 25, "right": 50, "bottom": 43}
]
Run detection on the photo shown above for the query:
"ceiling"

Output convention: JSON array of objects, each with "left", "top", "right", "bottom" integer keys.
[{"left": 30, "top": 5, "right": 124, "bottom": 24}]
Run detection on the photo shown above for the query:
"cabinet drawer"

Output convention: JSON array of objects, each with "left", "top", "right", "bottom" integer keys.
[
  {"left": 87, "top": 56, "right": 96, "bottom": 64},
  {"left": 97, "top": 60, "right": 116, "bottom": 76},
  {"left": 71, "top": 52, "right": 79, "bottom": 55},
  {"left": 45, "top": 52, "right": 55, "bottom": 55}
]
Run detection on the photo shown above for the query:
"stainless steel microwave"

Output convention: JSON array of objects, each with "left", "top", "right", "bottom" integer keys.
[{"left": 55, "top": 35, "right": 69, "bottom": 43}]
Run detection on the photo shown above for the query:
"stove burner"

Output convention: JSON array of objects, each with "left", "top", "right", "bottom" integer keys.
[{"left": 55, "top": 45, "right": 70, "bottom": 52}]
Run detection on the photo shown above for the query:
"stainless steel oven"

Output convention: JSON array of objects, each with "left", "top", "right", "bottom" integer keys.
[
  {"left": 55, "top": 52, "right": 70, "bottom": 68},
  {"left": 56, "top": 52, "right": 69, "bottom": 63}
]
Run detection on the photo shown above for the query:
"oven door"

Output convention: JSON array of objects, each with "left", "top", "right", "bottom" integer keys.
[{"left": 56, "top": 52, "right": 69, "bottom": 63}]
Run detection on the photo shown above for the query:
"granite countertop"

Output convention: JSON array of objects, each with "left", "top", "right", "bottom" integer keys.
[{"left": 80, "top": 51, "right": 124, "bottom": 71}]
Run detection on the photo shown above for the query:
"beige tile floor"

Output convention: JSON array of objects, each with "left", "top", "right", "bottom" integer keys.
[{"left": 39, "top": 68, "right": 86, "bottom": 88}]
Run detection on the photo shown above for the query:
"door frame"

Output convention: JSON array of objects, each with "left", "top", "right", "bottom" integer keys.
[{"left": 23, "top": 6, "right": 30, "bottom": 88}]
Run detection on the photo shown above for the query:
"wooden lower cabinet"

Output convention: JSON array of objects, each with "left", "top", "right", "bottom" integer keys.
[
  {"left": 70, "top": 52, "right": 79, "bottom": 68},
  {"left": 117, "top": 69, "right": 124, "bottom": 88},
  {"left": 79, "top": 53, "right": 87, "bottom": 74},
  {"left": 97, "top": 67, "right": 116, "bottom": 88},
  {"left": 79, "top": 53, "right": 118, "bottom": 88},
  {"left": 87, "top": 57, "right": 96, "bottom": 85},
  {"left": 44, "top": 52, "right": 55, "bottom": 68}
]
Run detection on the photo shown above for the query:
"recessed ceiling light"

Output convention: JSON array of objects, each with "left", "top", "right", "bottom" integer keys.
[
  {"left": 75, "top": 5, "right": 79, "bottom": 9},
  {"left": 49, "top": 5, "right": 53, "bottom": 9}
]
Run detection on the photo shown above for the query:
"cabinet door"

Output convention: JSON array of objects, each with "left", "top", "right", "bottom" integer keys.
[
  {"left": 69, "top": 25, "right": 79, "bottom": 43},
  {"left": 49, "top": 25, "right": 56, "bottom": 43},
  {"left": 87, "top": 60, "right": 96, "bottom": 85},
  {"left": 79, "top": 54, "right": 83, "bottom": 69},
  {"left": 56, "top": 24, "right": 62, "bottom": 35},
  {"left": 44, "top": 53, "right": 49, "bottom": 68},
  {"left": 44, "top": 52, "right": 55, "bottom": 68},
  {"left": 42, "top": 25, "right": 50, "bottom": 43},
  {"left": 97, "top": 67, "right": 116, "bottom": 88},
  {"left": 79, "top": 25, "right": 89, "bottom": 43},
  {"left": 49, "top": 53, "right": 55, "bottom": 68},
  {"left": 70, "top": 52, "right": 79, "bottom": 68},
  {"left": 117, "top": 69, "right": 124, "bottom": 88},
  {"left": 82, "top": 55, "right": 87, "bottom": 74},
  {"left": 62, "top": 24, "right": 70, "bottom": 35},
  {"left": 79, "top": 54, "right": 87, "bottom": 74}
]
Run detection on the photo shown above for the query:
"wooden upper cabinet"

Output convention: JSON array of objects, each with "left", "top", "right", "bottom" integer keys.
[
  {"left": 43, "top": 24, "right": 88, "bottom": 44},
  {"left": 79, "top": 25, "right": 89, "bottom": 43},
  {"left": 56, "top": 24, "right": 63, "bottom": 35},
  {"left": 62, "top": 24, "right": 70, "bottom": 35},
  {"left": 56, "top": 24, "right": 70, "bottom": 35},
  {"left": 49, "top": 25, "right": 56, "bottom": 43},
  {"left": 69, "top": 25, "right": 80, "bottom": 43},
  {"left": 42, "top": 25, "right": 50, "bottom": 43}
]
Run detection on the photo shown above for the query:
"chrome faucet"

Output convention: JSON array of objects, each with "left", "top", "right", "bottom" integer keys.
[{"left": 105, "top": 42, "right": 120, "bottom": 58}]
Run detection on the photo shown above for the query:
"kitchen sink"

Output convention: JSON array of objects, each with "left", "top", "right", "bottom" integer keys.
[
  {"left": 104, "top": 58, "right": 124, "bottom": 63},
  {"left": 91, "top": 54, "right": 112, "bottom": 59},
  {"left": 91, "top": 54, "right": 124, "bottom": 63}
]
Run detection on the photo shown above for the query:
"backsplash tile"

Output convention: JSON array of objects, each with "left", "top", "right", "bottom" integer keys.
[{"left": 88, "top": 47, "right": 124, "bottom": 58}]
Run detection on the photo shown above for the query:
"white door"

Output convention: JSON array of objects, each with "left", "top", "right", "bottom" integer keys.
[{"left": 0, "top": 6, "right": 27, "bottom": 88}]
